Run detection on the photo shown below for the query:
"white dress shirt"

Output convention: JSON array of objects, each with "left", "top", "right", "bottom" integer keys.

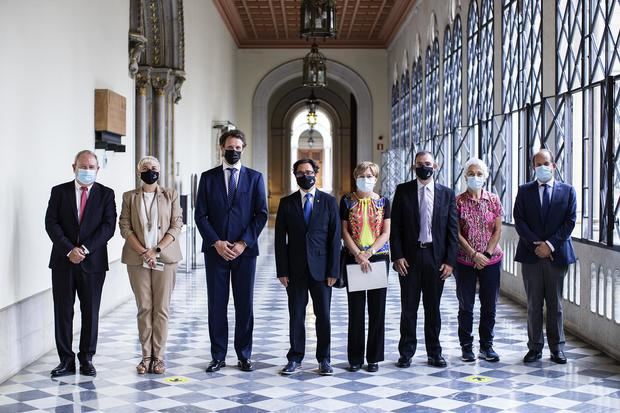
[
  {"left": 417, "top": 179, "right": 435, "bottom": 243},
  {"left": 300, "top": 187, "right": 317, "bottom": 208},
  {"left": 223, "top": 162, "right": 241, "bottom": 193},
  {"left": 139, "top": 191, "right": 159, "bottom": 249},
  {"left": 537, "top": 177, "right": 556, "bottom": 251}
]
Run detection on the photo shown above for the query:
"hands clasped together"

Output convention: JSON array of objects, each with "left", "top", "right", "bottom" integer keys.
[{"left": 214, "top": 240, "right": 246, "bottom": 261}]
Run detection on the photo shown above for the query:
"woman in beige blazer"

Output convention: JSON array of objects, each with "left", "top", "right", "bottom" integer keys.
[{"left": 119, "top": 156, "right": 183, "bottom": 374}]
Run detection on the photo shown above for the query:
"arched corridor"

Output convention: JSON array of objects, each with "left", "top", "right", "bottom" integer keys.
[{"left": 1, "top": 227, "right": 619, "bottom": 412}]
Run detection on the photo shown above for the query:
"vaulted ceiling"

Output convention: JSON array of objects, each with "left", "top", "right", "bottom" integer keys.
[{"left": 213, "top": 0, "right": 415, "bottom": 48}]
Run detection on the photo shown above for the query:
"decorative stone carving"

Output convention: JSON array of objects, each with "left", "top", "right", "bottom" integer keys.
[
  {"left": 135, "top": 67, "right": 152, "bottom": 95},
  {"left": 129, "top": 33, "right": 148, "bottom": 77},
  {"left": 173, "top": 70, "right": 186, "bottom": 103},
  {"left": 151, "top": 70, "right": 171, "bottom": 96}
]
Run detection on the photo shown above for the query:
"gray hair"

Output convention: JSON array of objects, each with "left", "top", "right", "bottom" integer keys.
[
  {"left": 463, "top": 158, "right": 489, "bottom": 179},
  {"left": 137, "top": 155, "right": 161, "bottom": 171},
  {"left": 73, "top": 150, "right": 98, "bottom": 166}
]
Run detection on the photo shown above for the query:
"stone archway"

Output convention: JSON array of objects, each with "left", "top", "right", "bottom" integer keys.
[{"left": 252, "top": 59, "right": 373, "bottom": 177}]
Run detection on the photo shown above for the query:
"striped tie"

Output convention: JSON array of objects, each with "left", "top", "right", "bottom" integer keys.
[{"left": 227, "top": 168, "right": 237, "bottom": 204}]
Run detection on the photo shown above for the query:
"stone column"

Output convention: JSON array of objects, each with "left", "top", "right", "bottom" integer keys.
[
  {"left": 151, "top": 70, "right": 171, "bottom": 186},
  {"left": 135, "top": 68, "right": 151, "bottom": 186}
]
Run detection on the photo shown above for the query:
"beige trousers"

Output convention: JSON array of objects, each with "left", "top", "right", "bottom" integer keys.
[{"left": 127, "top": 263, "right": 177, "bottom": 359}]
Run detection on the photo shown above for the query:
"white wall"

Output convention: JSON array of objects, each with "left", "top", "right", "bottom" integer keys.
[
  {"left": 0, "top": 0, "right": 238, "bottom": 383},
  {"left": 0, "top": 0, "right": 135, "bottom": 310},
  {"left": 235, "top": 49, "right": 389, "bottom": 167}
]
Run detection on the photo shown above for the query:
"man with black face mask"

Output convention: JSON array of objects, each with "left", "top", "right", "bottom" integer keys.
[
  {"left": 390, "top": 151, "right": 458, "bottom": 368},
  {"left": 195, "top": 129, "right": 268, "bottom": 373},
  {"left": 275, "top": 159, "right": 341, "bottom": 376}
]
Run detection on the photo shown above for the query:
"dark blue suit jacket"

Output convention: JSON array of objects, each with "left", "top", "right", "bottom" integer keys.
[
  {"left": 390, "top": 180, "right": 458, "bottom": 267},
  {"left": 45, "top": 181, "right": 117, "bottom": 273},
  {"left": 274, "top": 190, "right": 341, "bottom": 282},
  {"left": 513, "top": 180, "right": 577, "bottom": 266},
  {"left": 195, "top": 165, "right": 268, "bottom": 258}
]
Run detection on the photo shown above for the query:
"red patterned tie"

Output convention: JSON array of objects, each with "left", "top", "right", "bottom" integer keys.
[{"left": 79, "top": 186, "right": 88, "bottom": 223}]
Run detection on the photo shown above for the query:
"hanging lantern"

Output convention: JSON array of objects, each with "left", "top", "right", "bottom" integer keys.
[
  {"left": 306, "top": 90, "right": 319, "bottom": 126},
  {"left": 307, "top": 129, "right": 315, "bottom": 148},
  {"left": 302, "top": 43, "right": 327, "bottom": 87},
  {"left": 306, "top": 110, "right": 318, "bottom": 127},
  {"left": 300, "top": 0, "right": 337, "bottom": 39}
]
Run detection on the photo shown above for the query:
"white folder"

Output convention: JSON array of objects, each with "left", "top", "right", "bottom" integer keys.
[{"left": 346, "top": 262, "right": 388, "bottom": 292}]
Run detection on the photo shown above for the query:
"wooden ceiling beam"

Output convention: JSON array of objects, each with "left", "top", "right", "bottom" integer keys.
[
  {"left": 268, "top": 0, "right": 279, "bottom": 39},
  {"left": 240, "top": 0, "right": 258, "bottom": 39},
  {"left": 280, "top": 0, "right": 288, "bottom": 38},
  {"left": 346, "top": 0, "right": 361, "bottom": 40},
  {"left": 368, "top": 0, "right": 388, "bottom": 39}
]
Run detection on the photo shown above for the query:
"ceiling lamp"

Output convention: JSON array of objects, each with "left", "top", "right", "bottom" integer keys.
[
  {"left": 308, "top": 129, "right": 315, "bottom": 148},
  {"left": 303, "top": 43, "right": 327, "bottom": 87},
  {"left": 306, "top": 90, "right": 319, "bottom": 126},
  {"left": 300, "top": 0, "right": 337, "bottom": 39}
]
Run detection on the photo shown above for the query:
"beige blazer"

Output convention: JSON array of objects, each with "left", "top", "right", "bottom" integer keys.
[{"left": 119, "top": 185, "right": 183, "bottom": 265}]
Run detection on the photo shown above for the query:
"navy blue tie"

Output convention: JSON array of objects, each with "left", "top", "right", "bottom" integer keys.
[
  {"left": 303, "top": 193, "right": 313, "bottom": 225},
  {"left": 227, "top": 168, "right": 237, "bottom": 204},
  {"left": 541, "top": 184, "right": 550, "bottom": 220}
]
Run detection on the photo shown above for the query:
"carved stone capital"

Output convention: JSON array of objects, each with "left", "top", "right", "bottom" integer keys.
[
  {"left": 128, "top": 32, "right": 148, "bottom": 77},
  {"left": 172, "top": 70, "right": 186, "bottom": 104},
  {"left": 135, "top": 67, "right": 151, "bottom": 96},
  {"left": 151, "top": 69, "right": 172, "bottom": 96}
]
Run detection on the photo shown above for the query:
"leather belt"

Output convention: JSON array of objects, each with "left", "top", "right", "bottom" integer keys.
[{"left": 418, "top": 242, "right": 433, "bottom": 249}]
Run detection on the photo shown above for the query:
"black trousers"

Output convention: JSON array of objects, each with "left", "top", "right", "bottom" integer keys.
[
  {"left": 398, "top": 247, "right": 445, "bottom": 358},
  {"left": 286, "top": 271, "right": 332, "bottom": 363},
  {"left": 52, "top": 265, "right": 106, "bottom": 363},
  {"left": 205, "top": 252, "right": 257, "bottom": 361},
  {"left": 346, "top": 255, "right": 388, "bottom": 365}
]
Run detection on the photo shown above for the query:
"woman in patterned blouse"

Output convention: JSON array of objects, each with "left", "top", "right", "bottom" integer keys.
[
  {"left": 340, "top": 161, "right": 390, "bottom": 373},
  {"left": 455, "top": 158, "right": 503, "bottom": 363}
]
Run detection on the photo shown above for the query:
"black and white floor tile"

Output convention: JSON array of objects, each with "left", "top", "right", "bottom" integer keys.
[{"left": 1, "top": 227, "right": 619, "bottom": 412}]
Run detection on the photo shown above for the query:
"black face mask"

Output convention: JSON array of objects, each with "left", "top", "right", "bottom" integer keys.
[
  {"left": 296, "top": 175, "right": 316, "bottom": 190},
  {"left": 224, "top": 149, "right": 242, "bottom": 165},
  {"left": 140, "top": 170, "right": 159, "bottom": 185},
  {"left": 415, "top": 165, "right": 434, "bottom": 180}
]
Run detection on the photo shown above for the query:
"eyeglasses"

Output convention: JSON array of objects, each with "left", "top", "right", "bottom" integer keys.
[{"left": 295, "top": 171, "right": 316, "bottom": 178}]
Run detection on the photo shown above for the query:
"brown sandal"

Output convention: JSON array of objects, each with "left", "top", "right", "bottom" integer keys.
[
  {"left": 136, "top": 357, "right": 152, "bottom": 374},
  {"left": 151, "top": 358, "right": 165, "bottom": 374}
]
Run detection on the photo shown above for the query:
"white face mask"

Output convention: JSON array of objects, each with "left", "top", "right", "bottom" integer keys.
[
  {"left": 356, "top": 177, "right": 376, "bottom": 193},
  {"left": 466, "top": 176, "right": 485, "bottom": 191}
]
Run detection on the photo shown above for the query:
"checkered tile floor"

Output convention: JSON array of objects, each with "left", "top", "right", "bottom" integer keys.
[{"left": 2, "top": 226, "right": 620, "bottom": 412}]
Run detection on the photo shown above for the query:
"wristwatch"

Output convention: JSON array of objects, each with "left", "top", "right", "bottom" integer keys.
[
  {"left": 482, "top": 251, "right": 492, "bottom": 259},
  {"left": 369, "top": 248, "right": 376, "bottom": 255},
  {"left": 155, "top": 246, "right": 162, "bottom": 253}
]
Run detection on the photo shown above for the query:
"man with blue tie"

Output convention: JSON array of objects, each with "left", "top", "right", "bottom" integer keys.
[
  {"left": 514, "top": 149, "right": 577, "bottom": 364},
  {"left": 275, "top": 159, "right": 341, "bottom": 375},
  {"left": 195, "top": 130, "right": 268, "bottom": 373}
]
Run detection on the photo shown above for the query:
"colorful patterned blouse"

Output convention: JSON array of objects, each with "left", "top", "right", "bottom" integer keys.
[
  {"left": 456, "top": 189, "right": 503, "bottom": 266},
  {"left": 340, "top": 193, "right": 390, "bottom": 255}
]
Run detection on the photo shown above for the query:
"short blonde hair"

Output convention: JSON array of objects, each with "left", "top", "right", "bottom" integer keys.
[
  {"left": 137, "top": 156, "right": 160, "bottom": 171},
  {"left": 353, "top": 161, "right": 379, "bottom": 179}
]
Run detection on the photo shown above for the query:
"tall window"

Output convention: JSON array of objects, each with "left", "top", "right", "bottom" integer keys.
[
  {"left": 480, "top": 0, "right": 494, "bottom": 121},
  {"left": 467, "top": 0, "right": 479, "bottom": 125},
  {"left": 425, "top": 39, "right": 442, "bottom": 182},
  {"left": 409, "top": 57, "right": 424, "bottom": 181},
  {"left": 401, "top": 71, "right": 410, "bottom": 149},
  {"left": 556, "top": 0, "right": 583, "bottom": 94},
  {"left": 390, "top": 82, "right": 399, "bottom": 148},
  {"left": 502, "top": 0, "right": 520, "bottom": 112},
  {"left": 443, "top": 26, "right": 453, "bottom": 135}
]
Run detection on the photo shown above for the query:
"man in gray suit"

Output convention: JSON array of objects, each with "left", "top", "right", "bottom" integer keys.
[{"left": 513, "top": 149, "right": 577, "bottom": 364}]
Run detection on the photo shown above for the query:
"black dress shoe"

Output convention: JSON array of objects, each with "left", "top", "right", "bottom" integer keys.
[
  {"left": 206, "top": 359, "right": 226, "bottom": 372},
  {"left": 366, "top": 363, "right": 379, "bottom": 372},
  {"left": 523, "top": 350, "right": 542, "bottom": 363},
  {"left": 427, "top": 355, "right": 447, "bottom": 367},
  {"left": 318, "top": 360, "right": 333, "bottom": 376},
  {"left": 396, "top": 356, "right": 411, "bottom": 368},
  {"left": 79, "top": 361, "right": 97, "bottom": 377},
  {"left": 461, "top": 346, "right": 475, "bottom": 362},
  {"left": 238, "top": 359, "right": 254, "bottom": 372},
  {"left": 50, "top": 360, "right": 76, "bottom": 377},
  {"left": 550, "top": 351, "right": 567, "bottom": 364},
  {"left": 347, "top": 364, "right": 362, "bottom": 372},
  {"left": 479, "top": 347, "right": 500, "bottom": 362},
  {"left": 280, "top": 360, "right": 301, "bottom": 375}
]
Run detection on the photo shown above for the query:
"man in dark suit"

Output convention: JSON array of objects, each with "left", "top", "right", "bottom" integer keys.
[
  {"left": 195, "top": 129, "right": 268, "bottom": 373},
  {"left": 390, "top": 151, "right": 458, "bottom": 368},
  {"left": 514, "top": 149, "right": 576, "bottom": 364},
  {"left": 275, "top": 159, "right": 340, "bottom": 376},
  {"left": 44, "top": 150, "right": 117, "bottom": 377}
]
